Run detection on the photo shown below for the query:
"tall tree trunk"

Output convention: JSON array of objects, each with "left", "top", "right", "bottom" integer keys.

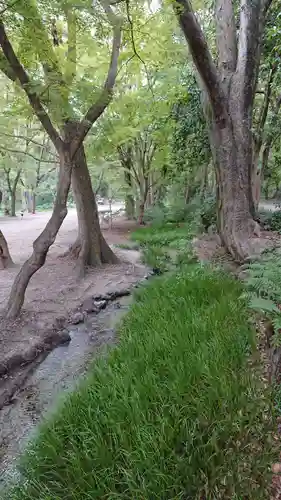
[
  {"left": 65, "top": 122, "right": 118, "bottom": 277},
  {"left": 10, "top": 191, "right": 16, "bottom": 217},
  {"left": 0, "top": 230, "right": 14, "bottom": 269},
  {"left": 32, "top": 191, "right": 36, "bottom": 214},
  {"left": 211, "top": 117, "right": 259, "bottom": 261},
  {"left": 5, "top": 151, "right": 72, "bottom": 319},
  {"left": 125, "top": 194, "right": 135, "bottom": 219}
]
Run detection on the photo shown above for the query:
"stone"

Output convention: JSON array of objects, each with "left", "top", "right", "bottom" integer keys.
[
  {"left": 70, "top": 312, "right": 84, "bottom": 325},
  {"left": 57, "top": 329, "right": 71, "bottom": 344},
  {"left": 93, "top": 300, "right": 107, "bottom": 311},
  {"left": 53, "top": 316, "right": 67, "bottom": 330},
  {"left": 82, "top": 298, "right": 100, "bottom": 314}
]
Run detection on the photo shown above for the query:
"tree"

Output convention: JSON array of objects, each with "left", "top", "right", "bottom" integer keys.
[
  {"left": 0, "top": 0, "right": 122, "bottom": 318},
  {"left": 172, "top": 0, "right": 273, "bottom": 261}
]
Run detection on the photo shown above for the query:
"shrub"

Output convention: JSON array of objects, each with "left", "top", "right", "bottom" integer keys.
[
  {"left": 8, "top": 267, "right": 274, "bottom": 499},
  {"left": 259, "top": 209, "right": 281, "bottom": 232},
  {"left": 141, "top": 245, "right": 171, "bottom": 272},
  {"left": 200, "top": 193, "right": 217, "bottom": 230},
  {"left": 242, "top": 249, "right": 281, "bottom": 342}
]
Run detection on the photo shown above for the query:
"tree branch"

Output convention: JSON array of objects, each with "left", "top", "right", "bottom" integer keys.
[
  {"left": 256, "top": 63, "right": 277, "bottom": 138},
  {"left": 236, "top": 0, "right": 266, "bottom": 111},
  {"left": 70, "top": 0, "right": 122, "bottom": 157},
  {"left": 3, "top": 167, "right": 12, "bottom": 194},
  {"left": 0, "top": 131, "right": 56, "bottom": 156},
  {"left": 0, "top": 21, "right": 63, "bottom": 152},
  {"left": 0, "top": 145, "right": 59, "bottom": 163},
  {"left": 65, "top": 8, "right": 77, "bottom": 86},
  {"left": 12, "top": 167, "right": 22, "bottom": 193},
  {"left": 173, "top": 0, "right": 227, "bottom": 127},
  {"left": 216, "top": 0, "right": 237, "bottom": 80}
]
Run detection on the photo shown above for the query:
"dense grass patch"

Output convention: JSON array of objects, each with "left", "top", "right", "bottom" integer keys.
[
  {"left": 8, "top": 267, "right": 274, "bottom": 499},
  {"left": 131, "top": 223, "right": 193, "bottom": 247}
]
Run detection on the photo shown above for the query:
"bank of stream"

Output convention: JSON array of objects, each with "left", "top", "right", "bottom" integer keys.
[{"left": 0, "top": 293, "right": 134, "bottom": 487}]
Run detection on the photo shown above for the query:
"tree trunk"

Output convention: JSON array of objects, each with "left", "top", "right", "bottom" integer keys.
[
  {"left": 125, "top": 194, "right": 135, "bottom": 219},
  {"left": 32, "top": 191, "right": 36, "bottom": 214},
  {"left": 65, "top": 122, "right": 118, "bottom": 277},
  {"left": 211, "top": 118, "right": 259, "bottom": 262},
  {"left": 138, "top": 202, "right": 145, "bottom": 225},
  {"left": 0, "top": 230, "right": 14, "bottom": 269},
  {"left": 4, "top": 151, "right": 72, "bottom": 319},
  {"left": 10, "top": 191, "right": 16, "bottom": 217}
]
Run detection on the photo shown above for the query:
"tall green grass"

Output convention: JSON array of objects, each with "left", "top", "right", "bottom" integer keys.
[{"left": 8, "top": 267, "right": 274, "bottom": 499}]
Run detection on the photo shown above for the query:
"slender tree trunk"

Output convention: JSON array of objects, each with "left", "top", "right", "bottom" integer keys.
[
  {"left": 5, "top": 151, "right": 72, "bottom": 319},
  {"left": 0, "top": 230, "right": 14, "bottom": 269},
  {"left": 10, "top": 191, "right": 16, "bottom": 217},
  {"left": 32, "top": 191, "right": 36, "bottom": 214},
  {"left": 65, "top": 122, "right": 118, "bottom": 277}
]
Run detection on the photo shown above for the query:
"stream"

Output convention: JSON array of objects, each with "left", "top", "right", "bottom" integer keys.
[{"left": 0, "top": 295, "right": 132, "bottom": 486}]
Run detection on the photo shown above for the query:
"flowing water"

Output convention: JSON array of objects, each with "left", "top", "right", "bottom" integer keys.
[{"left": 0, "top": 295, "right": 132, "bottom": 486}]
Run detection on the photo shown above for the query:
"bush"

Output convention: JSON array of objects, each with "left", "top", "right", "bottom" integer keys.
[
  {"left": 259, "top": 209, "right": 281, "bottom": 232},
  {"left": 8, "top": 267, "right": 274, "bottom": 499},
  {"left": 131, "top": 224, "right": 192, "bottom": 247},
  {"left": 141, "top": 245, "right": 171, "bottom": 272},
  {"left": 200, "top": 193, "right": 217, "bottom": 230},
  {"left": 242, "top": 248, "right": 281, "bottom": 342}
]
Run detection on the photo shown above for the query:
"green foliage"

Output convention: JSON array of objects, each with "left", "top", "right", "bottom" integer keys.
[
  {"left": 265, "top": 210, "right": 281, "bottom": 232},
  {"left": 131, "top": 224, "right": 191, "bottom": 247},
  {"left": 141, "top": 245, "right": 171, "bottom": 272},
  {"left": 242, "top": 249, "right": 281, "bottom": 342},
  {"left": 7, "top": 267, "right": 274, "bottom": 499},
  {"left": 200, "top": 193, "right": 217, "bottom": 230},
  {"left": 256, "top": 209, "right": 281, "bottom": 233}
]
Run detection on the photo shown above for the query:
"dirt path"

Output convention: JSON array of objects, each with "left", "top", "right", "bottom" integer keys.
[{"left": 0, "top": 210, "right": 146, "bottom": 405}]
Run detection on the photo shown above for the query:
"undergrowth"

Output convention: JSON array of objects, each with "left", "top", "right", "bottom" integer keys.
[
  {"left": 242, "top": 248, "right": 281, "bottom": 344},
  {"left": 8, "top": 267, "right": 275, "bottom": 499},
  {"left": 131, "top": 223, "right": 197, "bottom": 271}
]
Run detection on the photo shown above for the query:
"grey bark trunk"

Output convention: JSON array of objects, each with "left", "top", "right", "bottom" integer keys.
[
  {"left": 125, "top": 194, "right": 135, "bottom": 219},
  {"left": 10, "top": 191, "right": 16, "bottom": 217},
  {"left": 4, "top": 151, "right": 72, "bottom": 319},
  {"left": 64, "top": 122, "right": 118, "bottom": 277},
  {"left": 211, "top": 115, "right": 259, "bottom": 261},
  {"left": 0, "top": 230, "right": 14, "bottom": 269}
]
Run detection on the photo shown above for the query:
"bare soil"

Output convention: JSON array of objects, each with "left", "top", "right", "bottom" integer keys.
[{"left": 0, "top": 211, "right": 145, "bottom": 399}]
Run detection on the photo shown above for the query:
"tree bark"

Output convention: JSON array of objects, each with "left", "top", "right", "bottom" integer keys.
[
  {"left": 212, "top": 115, "right": 260, "bottom": 261},
  {"left": 173, "top": 0, "right": 270, "bottom": 261},
  {"left": 10, "top": 191, "right": 16, "bottom": 217},
  {"left": 5, "top": 151, "right": 72, "bottom": 319},
  {"left": 125, "top": 194, "right": 135, "bottom": 219},
  {"left": 65, "top": 121, "right": 118, "bottom": 277},
  {"left": 0, "top": 230, "right": 14, "bottom": 269},
  {"left": 32, "top": 191, "right": 36, "bottom": 214}
]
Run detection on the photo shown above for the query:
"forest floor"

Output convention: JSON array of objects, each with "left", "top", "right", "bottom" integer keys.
[{"left": 0, "top": 210, "right": 147, "bottom": 407}]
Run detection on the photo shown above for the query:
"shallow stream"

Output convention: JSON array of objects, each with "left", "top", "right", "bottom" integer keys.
[{"left": 0, "top": 295, "right": 132, "bottom": 486}]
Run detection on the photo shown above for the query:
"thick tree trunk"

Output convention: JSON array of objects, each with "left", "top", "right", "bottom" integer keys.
[
  {"left": 0, "top": 230, "right": 14, "bottom": 269},
  {"left": 4, "top": 152, "right": 72, "bottom": 319},
  {"left": 65, "top": 122, "right": 118, "bottom": 277},
  {"left": 10, "top": 191, "right": 16, "bottom": 217},
  {"left": 211, "top": 118, "right": 259, "bottom": 262}
]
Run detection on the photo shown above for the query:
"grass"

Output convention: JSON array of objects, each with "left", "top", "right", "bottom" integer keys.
[
  {"left": 130, "top": 223, "right": 193, "bottom": 247},
  {"left": 7, "top": 266, "right": 275, "bottom": 499},
  {"left": 131, "top": 223, "right": 197, "bottom": 271}
]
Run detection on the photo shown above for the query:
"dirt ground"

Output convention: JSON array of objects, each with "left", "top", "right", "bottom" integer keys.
[{"left": 0, "top": 210, "right": 145, "bottom": 376}]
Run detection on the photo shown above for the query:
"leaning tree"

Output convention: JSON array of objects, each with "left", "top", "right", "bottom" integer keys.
[
  {"left": 0, "top": 0, "right": 122, "bottom": 318},
  {"left": 173, "top": 0, "right": 274, "bottom": 261}
]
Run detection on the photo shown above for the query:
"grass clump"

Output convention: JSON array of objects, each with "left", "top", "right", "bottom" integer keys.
[{"left": 8, "top": 267, "right": 274, "bottom": 499}]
